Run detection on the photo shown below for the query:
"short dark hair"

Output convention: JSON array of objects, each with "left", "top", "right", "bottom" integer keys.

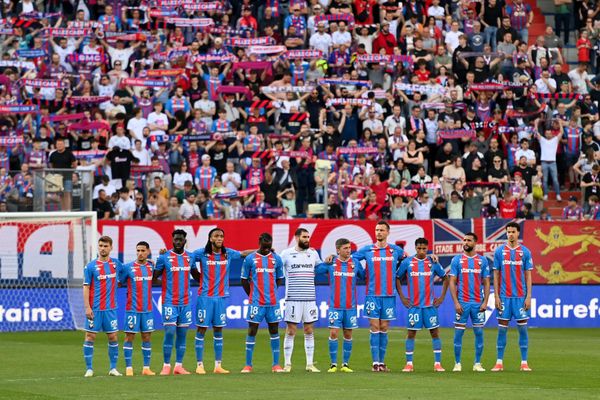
[
  {"left": 98, "top": 236, "right": 113, "bottom": 245},
  {"left": 376, "top": 220, "right": 390, "bottom": 230},
  {"left": 465, "top": 232, "right": 478, "bottom": 242},
  {"left": 335, "top": 238, "right": 350, "bottom": 249},
  {"left": 259, "top": 232, "right": 272, "bottom": 242},
  {"left": 172, "top": 229, "right": 187, "bottom": 238},
  {"left": 415, "top": 237, "right": 429, "bottom": 246},
  {"left": 295, "top": 228, "right": 309, "bottom": 237},
  {"left": 136, "top": 241, "right": 150, "bottom": 249},
  {"left": 505, "top": 221, "right": 520, "bottom": 232}
]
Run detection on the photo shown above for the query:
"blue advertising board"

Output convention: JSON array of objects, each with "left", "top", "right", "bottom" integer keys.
[{"left": 1, "top": 285, "right": 599, "bottom": 331}]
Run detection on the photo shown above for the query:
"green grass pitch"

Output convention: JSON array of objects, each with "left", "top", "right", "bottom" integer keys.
[{"left": 0, "top": 328, "right": 598, "bottom": 400}]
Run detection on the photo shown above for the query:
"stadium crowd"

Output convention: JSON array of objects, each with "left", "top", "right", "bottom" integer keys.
[{"left": 0, "top": 0, "right": 600, "bottom": 221}]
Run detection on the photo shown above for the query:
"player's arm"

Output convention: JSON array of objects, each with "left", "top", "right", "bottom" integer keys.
[
  {"left": 241, "top": 256, "right": 251, "bottom": 296},
  {"left": 448, "top": 257, "right": 462, "bottom": 312},
  {"left": 434, "top": 262, "right": 449, "bottom": 307},
  {"left": 240, "top": 249, "right": 256, "bottom": 258},
  {"left": 395, "top": 260, "right": 411, "bottom": 308},
  {"left": 275, "top": 255, "right": 285, "bottom": 288},
  {"left": 525, "top": 253, "right": 533, "bottom": 310},
  {"left": 493, "top": 249, "right": 502, "bottom": 310},
  {"left": 481, "top": 258, "right": 491, "bottom": 312},
  {"left": 152, "top": 255, "right": 165, "bottom": 285},
  {"left": 315, "top": 262, "right": 330, "bottom": 275},
  {"left": 83, "top": 265, "right": 93, "bottom": 319}
]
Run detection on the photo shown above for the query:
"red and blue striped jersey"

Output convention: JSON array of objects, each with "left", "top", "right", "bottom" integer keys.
[
  {"left": 354, "top": 243, "right": 404, "bottom": 297},
  {"left": 449, "top": 254, "right": 490, "bottom": 304},
  {"left": 562, "top": 127, "right": 581, "bottom": 154},
  {"left": 155, "top": 250, "right": 194, "bottom": 306},
  {"left": 241, "top": 252, "right": 284, "bottom": 306},
  {"left": 202, "top": 73, "right": 224, "bottom": 101},
  {"left": 493, "top": 244, "right": 533, "bottom": 298},
  {"left": 84, "top": 258, "right": 122, "bottom": 311},
  {"left": 193, "top": 248, "right": 242, "bottom": 298},
  {"left": 195, "top": 166, "right": 217, "bottom": 190},
  {"left": 119, "top": 261, "right": 154, "bottom": 312},
  {"left": 316, "top": 256, "right": 365, "bottom": 310},
  {"left": 397, "top": 256, "right": 446, "bottom": 307}
]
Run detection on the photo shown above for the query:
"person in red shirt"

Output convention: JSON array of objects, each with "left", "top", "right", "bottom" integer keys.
[
  {"left": 369, "top": 173, "right": 389, "bottom": 205},
  {"left": 414, "top": 60, "right": 431, "bottom": 82},
  {"left": 498, "top": 191, "right": 518, "bottom": 218},
  {"left": 354, "top": 0, "right": 378, "bottom": 24},
  {"left": 373, "top": 21, "right": 397, "bottom": 55},
  {"left": 238, "top": 7, "right": 258, "bottom": 31}
]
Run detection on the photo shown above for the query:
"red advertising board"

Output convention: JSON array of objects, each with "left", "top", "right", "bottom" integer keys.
[
  {"left": 96, "top": 219, "right": 600, "bottom": 285},
  {"left": 98, "top": 220, "right": 432, "bottom": 263}
]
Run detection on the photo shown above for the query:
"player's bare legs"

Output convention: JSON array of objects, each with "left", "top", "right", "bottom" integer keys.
[
  {"left": 283, "top": 322, "right": 297, "bottom": 371},
  {"left": 430, "top": 328, "right": 444, "bottom": 372},
  {"left": 303, "top": 323, "right": 317, "bottom": 372}
]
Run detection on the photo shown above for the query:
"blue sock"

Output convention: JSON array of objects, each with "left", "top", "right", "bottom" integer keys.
[
  {"left": 328, "top": 337, "right": 338, "bottom": 365},
  {"left": 453, "top": 328, "right": 465, "bottom": 363},
  {"left": 497, "top": 326, "right": 508, "bottom": 361},
  {"left": 83, "top": 341, "right": 94, "bottom": 370},
  {"left": 432, "top": 338, "right": 442, "bottom": 363},
  {"left": 473, "top": 327, "right": 484, "bottom": 364},
  {"left": 175, "top": 327, "right": 188, "bottom": 364},
  {"left": 369, "top": 331, "right": 380, "bottom": 364},
  {"left": 142, "top": 341, "right": 151, "bottom": 367},
  {"left": 123, "top": 341, "right": 133, "bottom": 368},
  {"left": 163, "top": 325, "right": 176, "bottom": 364},
  {"left": 343, "top": 339, "right": 352, "bottom": 365},
  {"left": 108, "top": 342, "right": 119, "bottom": 370},
  {"left": 379, "top": 332, "right": 388, "bottom": 363},
  {"left": 245, "top": 335, "right": 256, "bottom": 366},
  {"left": 405, "top": 338, "right": 415, "bottom": 363},
  {"left": 214, "top": 331, "right": 224, "bottom": 363},
  {"left": 195, "top": 331, "right": 205, "bottom": 363},
  {"left": 270, "top": 333, "right": 280, "bottom": 366},
  {"left": 517, "top": 324, "right": 529, "bottom": 362}
]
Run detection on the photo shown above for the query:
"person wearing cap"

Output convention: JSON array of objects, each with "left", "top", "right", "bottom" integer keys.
[
  {"left": 562, "top": 195, "right": 584, "bottom": 220},
  {"left": 373, "top": 20, "right": 397, "bottom": 55}
]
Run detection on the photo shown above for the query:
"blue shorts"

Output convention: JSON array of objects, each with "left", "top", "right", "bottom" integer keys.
[
  {"left": 162, "top": 304, "right": 192, "bottom": 327},
  {"left": 407, "top": 306, "right": 439, "bottom": 330},
  {"left": 246, "top": 305, "right": 282, "bottom": 324},
  {"left": 85, "top": 310, "right": 118, "bottom": 333},
  {"left": 497, "top": 296, "right": 530, "bottom": 321},
  {"left": 328, "top": 308, "right": 358, "bottom": 329},
  {"left": 455, "top": 303, "right": 485, "bottom": 326},
  {"left": 125, "top": 311, "right": 155, "bottom": 333},
  {"left": 196, "top": 296, "right": 227, "bottom": 328},
  {"left": 364, "top": 296, "right": 396, "bottom": 320}
]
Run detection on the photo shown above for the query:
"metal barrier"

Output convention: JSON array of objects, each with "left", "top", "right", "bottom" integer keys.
[{"left": 30, "top": 169, "right": 94, "bottom": 212}]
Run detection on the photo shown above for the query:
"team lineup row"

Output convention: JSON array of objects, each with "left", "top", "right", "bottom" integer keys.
[{"left": 82, "top": 221, "right": 533, "bottom": 377}]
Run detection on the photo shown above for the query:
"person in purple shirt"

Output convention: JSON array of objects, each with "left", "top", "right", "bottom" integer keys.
[{"left": 562, "top": 195, "right": 584, "bottom": 220}]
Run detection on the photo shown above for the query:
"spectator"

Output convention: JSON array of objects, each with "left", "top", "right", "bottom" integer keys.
[
  {"left": 115, "top": 188, "right": 135, "bottom": 220},
  {"left": 179, "top": 192, "right": 201, "bottom": 220},
  {"left": 562, "top": 195, "right": 584, "bottom": 220}
]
